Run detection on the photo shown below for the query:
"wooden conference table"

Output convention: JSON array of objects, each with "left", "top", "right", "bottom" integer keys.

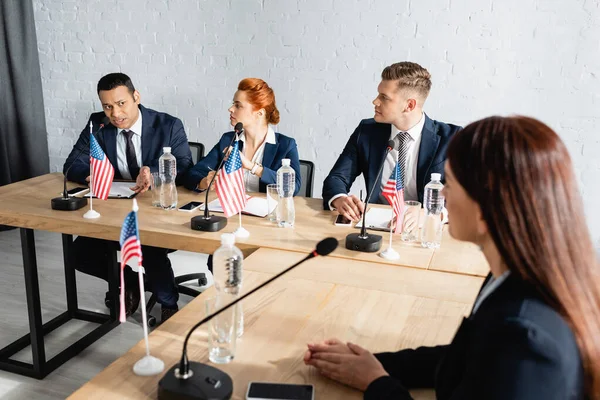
[
  {"left": 70, "top": 248, "right": 485, "bottom": 399},
  {"left": 0, "top": 173, "right": 488, "bottom": 389}
]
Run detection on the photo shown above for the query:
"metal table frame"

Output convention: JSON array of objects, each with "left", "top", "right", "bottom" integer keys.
[{"left": 0, "top": 229, "right": 119, "bottom": 379}]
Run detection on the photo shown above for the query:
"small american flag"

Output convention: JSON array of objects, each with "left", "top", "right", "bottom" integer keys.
[
  {"left": 382, "top": 162, "right": 405, "bottom": 234},
  {"left": 90, "top": 134, "right": 114, "bottom": 200},
  {"left": 118, "top": 206, "right": 142, "bottom": 322},
  {"left": 215, "top": 139, "right": 247, "bottom": 217}
]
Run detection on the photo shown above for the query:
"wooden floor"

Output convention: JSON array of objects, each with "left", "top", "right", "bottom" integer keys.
[{"left": 0, "top": 228, "right": 211, "bottom": 399}]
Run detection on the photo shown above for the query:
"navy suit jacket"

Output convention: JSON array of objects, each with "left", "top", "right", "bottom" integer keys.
[
  {"left": 63, "top": 105, "right": 193, "bottom": 185},
  {"left": 183, "top": 131, "right": 302, "bottom": 196},
  {"left": 322, "top": 115, "right": 461, "bottom": 208},
  {"left": 366, "top": 274, "right": 584, "bottom": 400}
]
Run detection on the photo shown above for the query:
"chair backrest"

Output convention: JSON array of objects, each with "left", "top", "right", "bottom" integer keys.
[
  {"left": 189, "top": 142, "right": 205, "bottom": 165},
  {"left": 298, "top": 159, "right": 315, "bottom": 198}
]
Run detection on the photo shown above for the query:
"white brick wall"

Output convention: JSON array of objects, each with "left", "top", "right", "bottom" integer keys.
[{"left": 33, "top": 0, "right": 600, "bottom": 248}]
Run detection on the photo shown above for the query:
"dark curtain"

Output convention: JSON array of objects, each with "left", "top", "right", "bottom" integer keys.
[{"left": 0, "top": 0, "right": 49, "bottom": 186}]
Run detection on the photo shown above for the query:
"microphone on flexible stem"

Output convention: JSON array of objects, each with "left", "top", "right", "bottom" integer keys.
[
  {"left": 345, "top": 137, "right": 400, "bottom": 252},
  {"left": 157, "top": 237, "right": 339, "bottom": 400},
  {"left": 51, "top": 118, "right": 109, "bottom": 211},
  {"left": 191, "top": 122, "right": 244, "bottom": 232}
]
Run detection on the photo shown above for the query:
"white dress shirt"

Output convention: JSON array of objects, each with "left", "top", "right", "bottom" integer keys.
[
  {"left": 471, "top": 271, "right": 511, "bottom": 314},
  {"left": 116, "top": 110, "right": 143, "bottom": 180},
  {"left": 239, "top": 125, "right": 276, "bottom": 193},
  {"left": 381, "top": 113, "right": 425, "bottom": 202}
]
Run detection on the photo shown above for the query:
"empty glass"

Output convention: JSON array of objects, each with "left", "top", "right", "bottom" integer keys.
[
  {"left": 401, "top": 201, "right": 421, "bottom": 242},
  {"left": 151, "top": 172, "right": 161, "bottom": 207},
  {"left": 206, "top": 296, "right": 237, "bottom": 364},
  {"left": 266, "top": 184, "right": 278, "bottom": 223}
]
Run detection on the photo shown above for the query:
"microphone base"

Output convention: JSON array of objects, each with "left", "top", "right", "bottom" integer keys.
[
  {"left": 191, "top": 215, "right": 227, "bottom": 232},
  {"left": 158, "top": 362, "right": 233, "bottom": 400},
  {"left": 345, "top": 232, "right": 383, "bottom": 253},
  {"left": 51, "top": 196, "right": 88, "bottom": 211}
]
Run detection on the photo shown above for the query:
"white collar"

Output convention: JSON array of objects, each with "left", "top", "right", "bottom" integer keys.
[
  {"left": 390, "top": 112, "right": 425, "bottom": 142},
  {"left": 239, "top": 125, "right": 276, "bottom": 145},
  {"left": 117, "top": 108, "right": 143, "bottom": 137}
]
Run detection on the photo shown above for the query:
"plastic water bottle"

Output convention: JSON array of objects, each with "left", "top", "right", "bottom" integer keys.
[
  {"left": 277, "top": 158, "right": 295, "bottom": 228},
  {"left": 421, "top": 173, "right": 445, "bottom": 249},
  {"left": 213, "top": 233, "right": 244, "bottom": 337},
  {"left": 159, "top": 147, "right": 177, "bottom": 210}
]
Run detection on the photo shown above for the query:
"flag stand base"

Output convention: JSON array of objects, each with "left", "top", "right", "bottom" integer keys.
[
  {"left": 191, "top": 215, "right": 227, "bottom": 232},
  {"left": 83, "top": 209, "right": 101, "bottom": 219}
]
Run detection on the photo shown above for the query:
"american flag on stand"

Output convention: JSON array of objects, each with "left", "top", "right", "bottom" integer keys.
[
  {"left": 118, "top": 204, "right": 143, "bottom": 322},
  {"left": 215, "top": 139, "right": 247, "bottom": 217},
  {"left": 90, "top": 134, "right": 114, "bottom": 200},
  {"left": 382, "top": 162, "right": 405, "bottom": 234}
]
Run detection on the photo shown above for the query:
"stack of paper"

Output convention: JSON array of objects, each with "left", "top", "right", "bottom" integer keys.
[
  {"left": 354, "top": 208, "right": 393, "bottom": 231},
  {"left": 87, "top": 181, "right": 136, "bottom": 199},
  {"left": 200, "top": 196, "right": 276, "bottom": 218}
]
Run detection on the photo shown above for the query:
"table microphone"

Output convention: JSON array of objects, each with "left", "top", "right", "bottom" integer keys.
[
  {"left": 345, "top": 137, "right": 400, "bottom": 252},
  {"left": 51, "top": 118, "right": 109, "bottom": 211},
  {"left": 157, "top": 237, "right": 339, "bottom": 400},
  {"left": 191, "top": 122, "right": 244, "bottom": 232}
]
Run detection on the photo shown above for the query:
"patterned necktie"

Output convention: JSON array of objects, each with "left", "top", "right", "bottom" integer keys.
[
  {"left": 396, "top": 131, "right": 412, "bottom": 187},
  {"left": 122, "top": 130, "right": 140, "bottom": 179}
]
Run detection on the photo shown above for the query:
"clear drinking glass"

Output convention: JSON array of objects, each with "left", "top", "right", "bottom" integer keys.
[
  {"left": 206, "top": 296, "right": 237, "bottom": 364},
  {"left": 151, "top": 172, "right": 161, "bottom": 207},
  {"left": 266, "top": 184, "right": 278, "bottom": 223},
  {"left": 401, "top": 201, "right": 421, "bottom": 242}
]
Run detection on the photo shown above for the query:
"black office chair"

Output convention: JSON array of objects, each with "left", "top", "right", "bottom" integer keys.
[
  {"left": 189, "top": 141, "right": 205, "bottom": 164},
  {"left": 298, "top": 160, "right": 315, "bottom": 198},
  {"left": 108, "top": 141, "right": 210, "bottom": 327}
]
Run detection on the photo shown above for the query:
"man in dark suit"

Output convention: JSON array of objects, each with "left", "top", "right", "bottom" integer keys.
[
  {"left": 63, "top": 73, "right": 193, "bottom": 322},
  {"left": 322, "top": 62, "right": 461, "bottom": 222}
]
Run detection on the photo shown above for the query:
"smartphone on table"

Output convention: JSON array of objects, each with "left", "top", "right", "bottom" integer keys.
[
  {"left": 177, "top": 201, "right": 203, "bottom": 212},
  {"left": 334, "top": 214, "right": 353, "bottom": 226},
  {"left": 65, "top": 187, "right": 89, "bottom": 197},
  {"left": 246, "top": 382, "right": 314, "bottom": 400}
]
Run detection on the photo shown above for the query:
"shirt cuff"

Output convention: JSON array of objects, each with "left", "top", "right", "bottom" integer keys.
[
  {"left": 328, "top": 193, "right": 348, "bottom": 211},
  {"left": 442, "top": 206, "right": 448, "bottom": 224}
]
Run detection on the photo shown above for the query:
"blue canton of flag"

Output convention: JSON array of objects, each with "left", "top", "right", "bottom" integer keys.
[
  {"left": 381, "top": 162, "right": 405, "bottom": 234},
  {"left": 215, "top": 139, "right": 247, "bottom": 217}
]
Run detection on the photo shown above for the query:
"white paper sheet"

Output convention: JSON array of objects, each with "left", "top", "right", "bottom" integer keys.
[
  {"left": 354, "top": 207, "right": 394, "bottom": 231},
  {"left": 199, "top": 196, "right": 275, "bottom": 218},
  {"left": 87, "top": 181, "right": 136, "bottom": 199}
]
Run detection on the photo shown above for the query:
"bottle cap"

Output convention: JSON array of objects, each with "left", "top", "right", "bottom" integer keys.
[
  {"left": 163, "top": 147, "right": 171, "bottom": 153},
  {"left": 221, "top": 233, "right": 235, "bottom": 246},
  {"left": 431, "top": 173, "right": 442, "bottom": 181},
  {"left": 282, "top": 158, "right": 291, "bottom": 166}
]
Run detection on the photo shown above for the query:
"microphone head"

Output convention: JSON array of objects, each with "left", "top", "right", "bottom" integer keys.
[
  {"left": 388, "top": 137, "right": 400, "bottom": 151},
  {"left": 100, "top": 117, "right": 110, "bottom": 128},
  {"left": 234, "top": 122, "right": 243, "bottom": 134},
  {"left": 315, "top": 237, "right": 338, "bottom": 256}
]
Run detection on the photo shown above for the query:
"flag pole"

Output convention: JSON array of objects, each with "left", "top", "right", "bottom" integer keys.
[
  {"left": 83, "top": 122, "right": 100, "bottom": 219},
  {"left": 131, "top": 198, "right": 165, "bottom": 376},
  {"left": 234, "top": 210, "right": 250, "bottom": 238}
]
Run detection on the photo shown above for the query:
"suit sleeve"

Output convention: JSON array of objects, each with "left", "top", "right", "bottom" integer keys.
[
  {"left": 167, "top": 119, "right": 193, "bottom": 186},
  {"left": 259, "top": 139, "right": 302, "bottom": 196},
  {"left": 63, "top": 118, "right": 93, "bottom": 184},
  {"left": 322, "top": 123, "right": 363, "bottom": 209},
  {"left": 183, "top": 139, "right": 223, "bottom": 191},
  {"left": 364, "top": 376, "right": 413, "bottom": 400},
  {"left": 446, "top": 320, "right": 572, "bottom": 400},
  {"left": 374, "top": 345, "right": 448, "bottom": 389}
]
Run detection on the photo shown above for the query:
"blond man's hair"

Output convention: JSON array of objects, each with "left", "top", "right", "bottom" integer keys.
[{"left": 381, "top": 62, "right": 432, "bottom": 102}]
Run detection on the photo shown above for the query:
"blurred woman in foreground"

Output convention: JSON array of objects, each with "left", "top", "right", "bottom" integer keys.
[{"left": 304, "top": 116, "right": 600, "bottom": 399}]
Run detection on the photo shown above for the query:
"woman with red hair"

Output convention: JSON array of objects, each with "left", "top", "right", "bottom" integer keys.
[
  {"left": 304, "top": 116, "right": 600, "bottom": 399},
  {"left": 184, "top": 78, "right": 301, "bottom": 195}
]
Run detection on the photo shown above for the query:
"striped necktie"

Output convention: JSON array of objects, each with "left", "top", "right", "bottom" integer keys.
[{"left": 396, "top": 131, "right": 412, "bottom": 187}]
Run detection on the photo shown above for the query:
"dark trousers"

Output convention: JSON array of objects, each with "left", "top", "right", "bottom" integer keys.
[{"left": 72, "top": 236, "right": 179, "bottom": 308}]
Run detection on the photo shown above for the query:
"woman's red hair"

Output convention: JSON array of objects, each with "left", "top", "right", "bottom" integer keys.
[{"left": 237, "top": 78, "right": 280, "bottom": 125}]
